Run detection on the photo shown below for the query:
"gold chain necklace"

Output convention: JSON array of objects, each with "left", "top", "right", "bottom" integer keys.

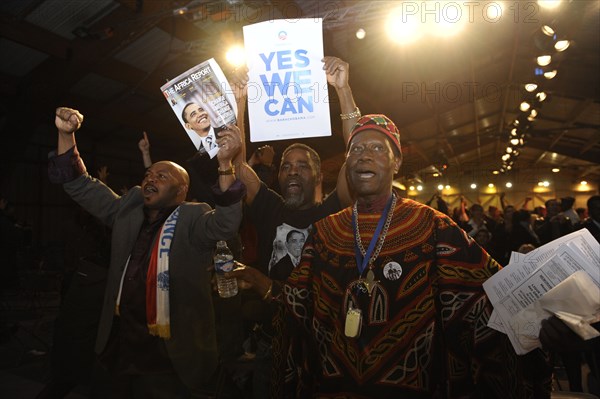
[{"left": 353, "top": 193, "right": 397, "bottom": 268}]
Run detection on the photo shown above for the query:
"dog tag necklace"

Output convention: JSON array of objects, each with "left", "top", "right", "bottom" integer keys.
[
  {"left": 346, "top": 194, "right": 395, "bottom": 338},
  {"left": 353, "top": 193, "right": 396, "bottom": 294}
]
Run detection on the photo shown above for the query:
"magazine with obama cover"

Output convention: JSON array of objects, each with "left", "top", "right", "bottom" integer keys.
[{"left": 161, "top": 58, "right": 237, "bottom": 152}]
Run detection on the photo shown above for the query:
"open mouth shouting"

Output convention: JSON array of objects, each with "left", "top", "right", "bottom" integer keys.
[
  {"left": 284, "top": 178, "right": 303, "bottom": 194},
  {"left": 353, "top": 167, "right": 376, "bottom": 180},
  {"left": 143, "top": 183, "right": 158, "bottom": 198}
]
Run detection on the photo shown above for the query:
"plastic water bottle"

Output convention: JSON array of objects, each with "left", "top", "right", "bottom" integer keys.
[{"left": 214, "top": 240, "right": 238, "bottom": 298}]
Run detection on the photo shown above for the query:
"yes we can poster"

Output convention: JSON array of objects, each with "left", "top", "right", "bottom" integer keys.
[{"left": 243, "top": 18, "right": 331, "bottom": 142}]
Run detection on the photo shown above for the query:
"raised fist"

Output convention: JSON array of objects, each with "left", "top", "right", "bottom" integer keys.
[{"left": 55, "top": 107, "right": 83, "bottom": 134}]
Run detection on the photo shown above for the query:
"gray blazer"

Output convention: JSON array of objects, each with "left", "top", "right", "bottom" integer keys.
[{"left": 63, "top": 173, "right": 242, "bottom": 391}]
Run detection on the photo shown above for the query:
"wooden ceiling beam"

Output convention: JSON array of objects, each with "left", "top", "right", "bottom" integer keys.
[{"left": 527, "top": 137, "right": 600, "bottom": 165}]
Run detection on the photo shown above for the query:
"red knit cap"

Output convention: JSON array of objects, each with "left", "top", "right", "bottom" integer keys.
[{"left": 347, "top": 114, "right": 402, "bottom": 155}]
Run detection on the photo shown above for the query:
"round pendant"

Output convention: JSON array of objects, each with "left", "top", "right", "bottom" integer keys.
[{"left": 383, "top": 262, "right": 403, "bottom": 281}]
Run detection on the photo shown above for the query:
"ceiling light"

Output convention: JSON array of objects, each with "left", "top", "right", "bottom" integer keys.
[
  {"left": 417, "top": 185, "right": 423, "bottom": 191},
  {"left": 510, "top": 138, "right": 520, "bottom": 146},
  {"left": 527, "top": 109, "right": 538, "bottom": 121},
  {"left": 525, "top": 83, "right": 538, "bottom": 92},
  {"left": 555, "top": 39, "right": 570, "bottom": 52},
  {"left": 512, "top": 150, "right": 520, "bottom": 157},
  {"left": 356, "top": 28, "right": 366, "bottom": 39},
  {"left": 438, "top": 184, "right": 444, "bottom": 190},
  {"left": 502, "top": 153, "right": 511, "bottom": 161},
  {"left": 430, "top": 2, "right": 468, "bottom": 38},
  {"left": 409, "top": 185, "right": 415, "bottom": 191},
  {"left": 506, "top": 182, "right": 513, "bottom": 188},
  {"left": 506, "top": 146, "right": 513, "bottom": 153},
  {"left": 541, "top": 25, "right": 555, "bottom": 37},
  {"left": 534, "top": 26, "right": 557, "bottom": 52},
  {"left": 483, "top": 2, "right": 505, "bottom": 19},
  {"left": 510, "top": 128, "right": 518, "bottom": 136},
  {"left": 537, "top": 55, "right": 552, "bottom": 66},
  {"left": 386, "top": 8, "right": 422, "bottom": 45},
  {"left": 536, "top": 92, "right": 547, "bottom": 102},
  {"left": 552, "top": 168, "right": 560, "bottom": 173},
  {"left": 544, "top": 69, "right": 558, "bottom": 79},
  {"left": 488, "top": 183, "right": 494, "bottom": 188},
  {"left": 499, "top": 167, "right": 506, "bottom": 173},
  {"left": 581, "top": 180, "right": 588, "bottom": 185},
  {"left": 493, "top": 170, "right": 500, "bottom": 175},
  {"left": 538, "top": 0, "right": 561, "bottom": 10},
  {"left": 471, "top": 183, "right": 477, "bottom": 189},
  {"left": 506, "top": 165, "right": 512, "bottom": 170},
  {"left": 520, "top": 101, "right": 531, "bottom": 112},
  {"left": 445, "top": 185, "right": 451, "bottom": 190},
  {"left": 173, "top": 7, "right": 188, "bottom": 15},
  {"left": 431, "top": 22, "right": 467, "bottom": 38},
  {"left": 225, "top": 46, "right": 246, "bottom": 67}
]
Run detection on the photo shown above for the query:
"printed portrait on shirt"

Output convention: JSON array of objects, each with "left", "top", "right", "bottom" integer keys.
[{"left": 269, "top": 223, "right": 310, "bottom": 273}]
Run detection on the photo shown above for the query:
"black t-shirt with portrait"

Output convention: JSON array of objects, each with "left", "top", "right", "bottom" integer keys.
[{"left": 248, "top": 182, "right": 342, "bottom": 279}]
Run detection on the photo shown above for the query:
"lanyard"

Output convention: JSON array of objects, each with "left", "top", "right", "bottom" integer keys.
[{"left": 352, "top": 195, "right": 393, "bottom": 275}]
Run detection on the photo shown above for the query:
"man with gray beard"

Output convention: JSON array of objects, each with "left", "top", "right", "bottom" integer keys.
[
  {"left": 228, "top": 56, "right": 356, "bottom": 398},
  {"left": 232, "top": 56, "right": 356, "bottom": 280},
  {"left": 239, "top": 142, "right": 350, "bottom": 277},
  {"left": 230, "top": 136, "right": 351, "bottom": 399}
]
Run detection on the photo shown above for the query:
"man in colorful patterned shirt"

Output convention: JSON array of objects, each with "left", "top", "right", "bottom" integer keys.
[{"left": 230, "top": 115, "right": 550, "bottom": 398}]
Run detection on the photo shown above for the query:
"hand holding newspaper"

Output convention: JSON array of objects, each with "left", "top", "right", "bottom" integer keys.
[
  {"left": 160, "top": 59, "right": 237, "bottom": 158},
  {"left": 482, "top": 229, "right": 600, "bottom": 354}
]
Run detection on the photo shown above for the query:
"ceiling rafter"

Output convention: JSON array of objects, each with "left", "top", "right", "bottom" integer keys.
[
  {"left": 580, "top": 136, "right": 600, "bottom": 155},
  {"left": 0, "top": 15, "right": 69, "bottom": 59},
  {"left": 527, "top": 137, "right": 600, "bottom": 165},
  {"left": 496, "top": 18, "right": 521, "bottom": 140},
  {"left": 548, "top": 98, "right": 594, "bottom": 149},
  {"left": 578, "top": 165, "right": 600, "bottom": 180},
  {"left": 470, "top": 56, "right": 482, "bottom": 162}
]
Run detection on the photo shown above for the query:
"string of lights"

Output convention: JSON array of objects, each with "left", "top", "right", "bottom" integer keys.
[{"left": 495, "top": 0, "right": 571, "bottom": 175}]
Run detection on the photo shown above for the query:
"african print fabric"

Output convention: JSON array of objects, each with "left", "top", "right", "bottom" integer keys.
[{"left": 272, "top": 197, "right": 551, "bottom": 398}]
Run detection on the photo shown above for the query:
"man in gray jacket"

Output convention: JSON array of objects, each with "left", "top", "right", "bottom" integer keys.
[{"left": 48, "top": 107, "right": 245, "bottom": 398}]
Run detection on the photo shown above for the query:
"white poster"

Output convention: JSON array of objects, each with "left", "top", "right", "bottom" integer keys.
[{"left": 243, "top": 18, "right": 331, "bottom": 142}]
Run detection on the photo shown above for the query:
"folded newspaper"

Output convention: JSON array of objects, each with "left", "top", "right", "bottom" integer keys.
[
  {"left": 483, "top": 228, "right": 600, "bottom": 354},
  {"left": 160, "top": 58, "right": 237, "bottom": 157}
]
